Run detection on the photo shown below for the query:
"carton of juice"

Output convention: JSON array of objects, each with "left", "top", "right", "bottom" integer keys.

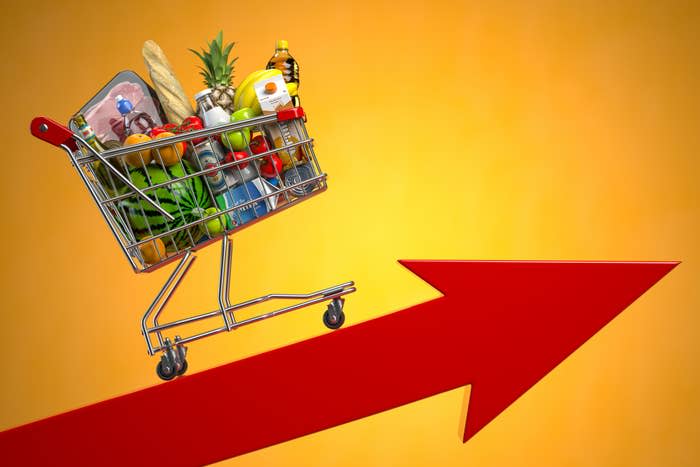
[
  {"left": 255, "top": 76, "right": 306, "bottom": 170},
  {"left": 255, "top": 75, "right": 292, "bottom": 114}
]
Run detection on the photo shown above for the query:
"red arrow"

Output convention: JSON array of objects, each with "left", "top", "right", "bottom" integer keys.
[{"left": 0, "top": 261, "right": 677, "bottom": 465}]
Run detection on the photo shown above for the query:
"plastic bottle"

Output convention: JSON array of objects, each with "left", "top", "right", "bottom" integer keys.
[
  {"left": 72, "top": 113, "right": 108, "bottom": 152},
  {"left": 71, "top": 113, "right": 127, "bottom": 195},
  {"left": 115, "top": 95, "right": 157, "bottom": 139},
  {"left": 266, "top": 39, "right": 300, "bottom": 107},
  {"left": 194, "top": 89, "right": 230, "bottom": 127}
]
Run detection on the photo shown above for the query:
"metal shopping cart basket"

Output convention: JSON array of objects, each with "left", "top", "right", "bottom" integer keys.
[{"left": 30, "top": 107, "right": 356, "bottom": 380}]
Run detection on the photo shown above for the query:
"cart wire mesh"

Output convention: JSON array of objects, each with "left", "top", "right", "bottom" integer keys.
[{"left": 68, "top": 108, "right": 325, "bottom": 273}]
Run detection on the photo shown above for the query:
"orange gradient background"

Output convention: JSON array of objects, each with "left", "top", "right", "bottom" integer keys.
[{"left": 1, "top": 1, "right": 698, "bottom": 466}]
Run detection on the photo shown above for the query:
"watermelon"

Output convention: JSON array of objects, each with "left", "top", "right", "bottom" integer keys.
[
  {"left": 119, "top": 161, "right": 212, "bottom": 251},
  {"left": 92, "top": 160, "right": 128, "bottom": 197}
]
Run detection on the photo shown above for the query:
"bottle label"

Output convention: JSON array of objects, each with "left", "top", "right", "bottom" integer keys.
[
  {"left": 78, "top": 124, "right": 97, "bottom": 145},
  {"left": 194, "top": 141, "right": 228, "bottom": 193}
]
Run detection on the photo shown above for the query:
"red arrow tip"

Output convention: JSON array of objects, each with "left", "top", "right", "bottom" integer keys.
[{"left": 399, "top": 260, "right": 679, "bottom": 443}]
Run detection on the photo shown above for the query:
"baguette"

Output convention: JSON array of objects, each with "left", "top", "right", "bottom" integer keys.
[{"left": 142, "top": 40, "right": 195, "bottom": 125}]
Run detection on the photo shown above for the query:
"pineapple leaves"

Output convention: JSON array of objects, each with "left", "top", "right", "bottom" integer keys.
[
  {"left": 197, "top": 66, "right": 212, "bottom": 86},
  {"left": 223, "top": 42, "right": 234, "bottom": 59},
  {"left": 225, "top": 49, "right": 238, "bottom": 81},
  {"left": 188, "top": 48, "right": 206, "bottom": 64},
  {"left": 189, "top": 48, "right": 213, "bottom": 72},
  {"left": 192, "top": 31, "right": 238, "bottom": 88}
]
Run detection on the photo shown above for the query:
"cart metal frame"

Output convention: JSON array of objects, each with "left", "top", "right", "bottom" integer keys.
[{"left": 31, "top": 107, "right": 356, "bottom": 380}]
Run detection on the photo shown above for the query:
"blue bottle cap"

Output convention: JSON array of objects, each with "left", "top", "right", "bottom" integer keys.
[{"left": 115, "top": 95, "right": 133, "bottom": 115}]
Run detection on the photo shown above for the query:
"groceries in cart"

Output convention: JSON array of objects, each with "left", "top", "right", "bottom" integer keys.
[
  {"left": 58, "top": 31, "right": 319, "bottom": 270},
  {"left": 31, "top": 32, "right": 355, "bottom": 381}
]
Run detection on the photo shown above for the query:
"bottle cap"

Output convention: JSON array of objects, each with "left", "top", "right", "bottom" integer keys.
[
  {"left": 115, "top": 95, "right": 133, "bottom": 115},
  {"left": 276, "top": 39, "right": 289, "bottom": 50},
  {"left": 194, "top": 88, "right": 213, "bottom": 101}
]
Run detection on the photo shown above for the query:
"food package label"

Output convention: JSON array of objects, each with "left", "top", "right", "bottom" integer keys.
[
  {"left": 251, "top": 177, "right": 280, "bottom": 211},
  {"left": 254, "top": 75, "right": 292, "bottom": 115},
  {"left": 215, "top": 180, "right": 269, "bottom": 227}
]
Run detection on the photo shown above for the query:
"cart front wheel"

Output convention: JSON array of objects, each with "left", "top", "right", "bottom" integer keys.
[
  {"left": 323, "top": 298, "right": 345, "bottom": 330},
  {"left": 156, "top": 360, "right": 177, "bottom": 381}
]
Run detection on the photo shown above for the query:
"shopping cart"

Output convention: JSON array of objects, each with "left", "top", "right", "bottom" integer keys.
[{"left": 30, "top": 107, "right": 356, "bottom": 380}]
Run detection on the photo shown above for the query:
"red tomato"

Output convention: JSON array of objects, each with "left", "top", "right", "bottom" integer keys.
[
  {"left": 181, "top": 116, "right": 203, "bottom": 128},
  {"left": 175, "top": 116, "right": 205, "bottom": 145},
  {"left": 150, "top": 127, "right": 166, "bottom": 137},
  {"left": 260, "top": 154, "right": 283, "bottom": 178},
  {"left": 151, "top": 123, "right": 180, "bottom": 137}
]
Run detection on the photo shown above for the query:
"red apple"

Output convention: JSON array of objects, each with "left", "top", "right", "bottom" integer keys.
[
  {"left": 250, "top": 135, "right": 271, "bottom": 154},
  {"left": 223, "top": 151, "right": 249, "bottom": 170},
  {"left": 260, "top": 154, "right": 283, "bottom": 178}
]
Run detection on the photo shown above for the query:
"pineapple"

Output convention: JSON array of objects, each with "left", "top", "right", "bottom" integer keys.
[{"left": 190, "top": 31, "right": 238, "bottom": 113}]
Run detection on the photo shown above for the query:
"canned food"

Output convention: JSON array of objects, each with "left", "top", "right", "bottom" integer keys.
[
  {"left": 282, "top": 163, "right": 318, "bottom": 197},
  {"left": 192, "top": 140, "right": 228, "bottom": 194},
  {"left": 264, "top": 121, "right": 306, "bottom": 171}
]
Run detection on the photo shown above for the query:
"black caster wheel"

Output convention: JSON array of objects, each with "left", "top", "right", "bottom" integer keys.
[
  {"left": 156, "top": 360, "right": 177, "bottom": 381},
  {"left": 176, "top": 359, "right": 188, "bottom": 377},
  {"left": 323, "top": 298, "right": 346, "bottom": 330}
]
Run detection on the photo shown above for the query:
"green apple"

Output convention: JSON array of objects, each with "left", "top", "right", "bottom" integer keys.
[
  {"left": 232, "top": 107, "right": 255, "bottom": 121},
  {"left": 199, "top": 207, "right": 226, "bottom": 237},
  {"left": 222, "top": 127, "right": 251, "bottom": 151},
  {"left": 222, "top": 107, "right": 256, "bottom": 150}
]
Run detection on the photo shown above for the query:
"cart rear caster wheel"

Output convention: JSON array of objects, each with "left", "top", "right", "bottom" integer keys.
[
  {"left": 156, "top": 360, "right": 177, "bottom": 381},
  {"left": 176, "top": 359, "right": 188, "bottom": 376},
  {"left": 323, "top": 298, "right": 345, "bottom": 330},
  {"left": 156, "top": 359, "right": 188, "bottom": 380}
]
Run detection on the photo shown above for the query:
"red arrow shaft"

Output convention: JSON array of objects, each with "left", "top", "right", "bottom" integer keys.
[{"left": 0, "top": 261, "right": 677, "bottom": 465}]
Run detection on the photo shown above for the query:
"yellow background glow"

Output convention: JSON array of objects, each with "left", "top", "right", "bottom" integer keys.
[{"left": 0, "top": 1, "right": 698, "bottom": 466}]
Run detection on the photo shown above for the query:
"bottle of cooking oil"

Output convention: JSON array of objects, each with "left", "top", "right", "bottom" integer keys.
[
  {"left": 266, "top": 39, "right": 300, "bottom": 107},
  {"left": 72, "top": 113, "right": 109, "bottom": 152},
  {"left": 71, "top": 113, "right": 128, "bottom": 196}
]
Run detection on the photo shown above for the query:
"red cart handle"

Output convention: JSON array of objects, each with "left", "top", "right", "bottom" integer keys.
[
  {"left": 31, "top": 116, "right": 78, "bottom": 151},
  {"left": 276, "top": 106, "right": 305, "bottom": 122}
]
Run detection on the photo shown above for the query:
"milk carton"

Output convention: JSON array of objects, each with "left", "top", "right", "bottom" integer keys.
[{"left": 215, "top": 177, "right": 280, "bottom": 228}]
